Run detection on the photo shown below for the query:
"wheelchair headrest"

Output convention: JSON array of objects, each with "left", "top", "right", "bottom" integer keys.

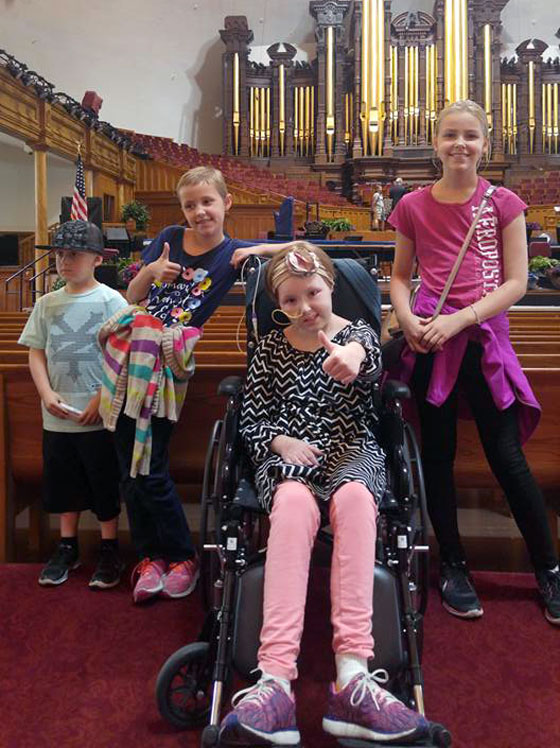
[{"left": 243, "top": 256, "right": 381, "bottom": 352}]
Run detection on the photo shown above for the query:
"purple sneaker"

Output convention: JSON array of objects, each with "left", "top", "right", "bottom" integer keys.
[
  {"left": 161, "top": 556, "right": 200, "bottom": 599},
  {"left": 131, "top": 558, "right": 167, "bottom": 603},
  {"left": 219, "top": 677, "right": 300, "bottom": 746},
  {"left": 322, "top": 671, "right": 429, "bottom": 743}
]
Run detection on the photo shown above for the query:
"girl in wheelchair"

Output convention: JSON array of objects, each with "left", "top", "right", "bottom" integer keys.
[{"left": 219, "top": 243, "right": 428, "bottom": 745}]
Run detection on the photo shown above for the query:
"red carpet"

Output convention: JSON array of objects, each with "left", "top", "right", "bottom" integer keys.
[{"left": 1, "top": 564, "right": 558, "bottom": 748}]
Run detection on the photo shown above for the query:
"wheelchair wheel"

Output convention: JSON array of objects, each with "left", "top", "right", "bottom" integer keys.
[{"left": 155, "top": 642, "right": 213, "bottom": 730}]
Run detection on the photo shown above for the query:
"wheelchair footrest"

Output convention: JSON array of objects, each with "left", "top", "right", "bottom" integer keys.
[{"left": 337, "top": 721, "right": 451, "bottom": 748}]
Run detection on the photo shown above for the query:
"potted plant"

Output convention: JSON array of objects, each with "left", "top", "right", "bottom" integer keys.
[
  {"left": 528, "top": 255, "right": 560, "bottom": 289},
  {"left": 121, "top": 200, "right": 150, "bottom": 233},
  {"left": 322, "top": 217, "right": 355, "bottom": 240},
  {"left": 322, "top": 218, "right": 354, "bottom": 233}
]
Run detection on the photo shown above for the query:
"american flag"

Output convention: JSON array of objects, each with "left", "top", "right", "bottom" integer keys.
[{"left": 70, "top": 154, "right": 88, "bottom": 221}]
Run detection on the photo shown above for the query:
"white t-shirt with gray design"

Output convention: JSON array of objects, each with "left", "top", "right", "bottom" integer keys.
[{"left": 19, "top": 283, "right": 128, "bottom": 432}]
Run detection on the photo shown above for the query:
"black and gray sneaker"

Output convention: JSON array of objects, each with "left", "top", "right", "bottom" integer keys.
[
  {"left": 38, "top": 542, "right": 80, "bottom": 586},
  {"left": 89, "top": 545, "right": 125, "bottom": 590},
  {"left": 440, "top": 560, "right": 483, "bottom": 619},
  {"left": 535, "top": 568, "right": 560, "bottom": 626}
]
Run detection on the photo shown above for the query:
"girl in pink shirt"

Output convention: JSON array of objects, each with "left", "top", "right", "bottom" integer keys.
[{"left": 389, "top": 100, "right": 559, "bottom": 626}]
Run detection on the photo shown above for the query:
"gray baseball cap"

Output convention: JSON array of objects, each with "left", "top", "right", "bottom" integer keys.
[{"left": 36, "top": 220, "right": 105, "bottom": 254}]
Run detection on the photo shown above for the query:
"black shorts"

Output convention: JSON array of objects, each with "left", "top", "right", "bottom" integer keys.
[{"left": 42, "top": 429, "right": 121, "bottom": 522}]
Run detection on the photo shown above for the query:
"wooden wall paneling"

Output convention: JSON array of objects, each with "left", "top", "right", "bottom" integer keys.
[
  {"left": 17, "top": 233, "right": 35, "bottom": 267},
  {"left": 135, "top": 190, "right": 285, "bottom": 239},
  {"left": 44, "top": 104, "right": 87, "bottom": 159},
  {"left": 319, "top": 204, "right": 371, "bottom": 230},
  {"left": 0, "top": 268, "right": 33, "bottom": 312},
  {"left": 525, "top": 204, "right": 559, "bottom": 235},
  {"left": 225, "top": 204, "right": 276, "bottom": 239},
  {"left": 89, "top": 132, "right": 121, "bottom": 179},
  {"left": 94, "top": 172, "right": 118, "bottom": 199},
  {"left": 0, "top": 371, "right": 13, "bottom": 562},
  {"left": 134, "top": 191, "right": 183, "bottom": 236},
  {"left": 135, "top": 160, "right": 183, "bottom": 192},
  {"left": 121, "top": 150, "right": 136, "bottom": 184},
  {"left": 0, "top": 67, "right": 41, "bottom": 142}
]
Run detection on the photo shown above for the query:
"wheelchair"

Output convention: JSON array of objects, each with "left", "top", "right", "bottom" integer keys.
[{"left": 155, "top": 258, "right": 452, "bottom": 747}]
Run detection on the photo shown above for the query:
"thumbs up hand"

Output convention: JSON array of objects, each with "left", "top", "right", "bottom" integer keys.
[
  {"left": 150, "top": 242, "right": 182, "bottom": 283},
  {"left": 318, "top": 329, "right": 366, "bottom": 385}
]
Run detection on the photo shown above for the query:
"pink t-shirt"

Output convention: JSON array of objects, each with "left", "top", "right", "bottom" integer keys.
[{"left": 389, "top": 178, "right": 527, "bottom": 307}]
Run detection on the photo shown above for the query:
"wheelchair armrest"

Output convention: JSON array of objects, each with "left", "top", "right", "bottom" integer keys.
[
  {"left": 218, "top": 376, "right": 244, "bottom": 397},
  {"left": 232, "top": 477, "right": 265, "bottom": 513},
  {"left": 382, "top": 379, "right": 411, "bottom": 404}
]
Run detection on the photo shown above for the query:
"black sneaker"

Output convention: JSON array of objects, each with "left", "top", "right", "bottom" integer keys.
[
  {"left": 38, "top": 542, "right": 80, "bottom": 586},
  {"left": 89, "top": 545, "right": 125, "bottom": 590},
  {"left": 440, "top": 560, "right": 483, "bottom": 619},
  {"left": 535, "top": 568, "right": 560, "bottom": 626}
]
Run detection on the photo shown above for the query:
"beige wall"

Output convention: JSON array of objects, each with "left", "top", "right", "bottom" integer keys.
[
  {"left": 0, "top": 135, "right": 75, "bottom": 232},
  {"left": 1, "top": 0, "right": 315, "bottom": 153}
]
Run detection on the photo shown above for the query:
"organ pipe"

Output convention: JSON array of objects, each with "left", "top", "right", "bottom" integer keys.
[
  {"left": 528, "top": 60, "right": 535, "bottom": 154},
  {"left": 326, "top": 25, "right": 335, "bottom": 160},
  {"left": 232, "top": 52, "right": 240, "bottom": 154},
  {"left": 279, "top": 64, "right": 285, "bottom": 156},
  {"left": 483, "top": 24, "right": 492, "bottom": 132},
  {"left": 361, "top": 0, "right": 385, "bottom": 156},
  {"left": 444, "top": 0, "right": 468, "bottom": 104}
]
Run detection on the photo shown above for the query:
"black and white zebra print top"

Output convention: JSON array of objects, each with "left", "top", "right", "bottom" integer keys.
[{"left": 240, "top": 319, "right": 387, "bottom": 510}]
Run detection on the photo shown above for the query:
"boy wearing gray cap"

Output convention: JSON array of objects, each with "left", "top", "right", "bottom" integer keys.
[{"left": 19, "top": 220, "right": 128, "bottom": 589}]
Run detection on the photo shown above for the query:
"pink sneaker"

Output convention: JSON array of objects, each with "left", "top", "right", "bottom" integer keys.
[
  {"left": 161, "top": 556, "right": 200, "bottom": 599},
  {"left": 131, "top": 558, "right": 167, "bottom": 603}
]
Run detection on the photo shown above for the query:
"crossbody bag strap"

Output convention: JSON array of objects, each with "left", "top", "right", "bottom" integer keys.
[{"left": 432, "top": 185, "right": 497, "bottom": 319}]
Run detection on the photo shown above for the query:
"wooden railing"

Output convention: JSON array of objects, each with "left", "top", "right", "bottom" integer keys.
[{"left": 134, "top": 158, "right": 371, "bottom": 238}]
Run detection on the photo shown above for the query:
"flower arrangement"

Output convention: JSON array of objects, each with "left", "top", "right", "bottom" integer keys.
[{"left": 117, "top": 257, "right": 142, "bottom": 288}]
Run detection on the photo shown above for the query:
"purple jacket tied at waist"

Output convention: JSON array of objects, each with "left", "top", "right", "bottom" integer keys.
[{"left": 393, "top": 287, "right": 541, "bottom": 445}]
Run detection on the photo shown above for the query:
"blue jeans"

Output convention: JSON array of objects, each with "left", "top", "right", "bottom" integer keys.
[{"left": 114, "top": 413, "right": 195, "bottom": 562}]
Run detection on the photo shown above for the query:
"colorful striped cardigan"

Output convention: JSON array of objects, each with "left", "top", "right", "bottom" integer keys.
[{"left": 98, "top": 305, "right": 200, "bottom": 477}]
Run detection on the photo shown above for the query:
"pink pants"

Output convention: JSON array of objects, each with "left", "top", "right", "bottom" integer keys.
[{"left": 258, "top": 480, "right": 378, "bottom": 681}]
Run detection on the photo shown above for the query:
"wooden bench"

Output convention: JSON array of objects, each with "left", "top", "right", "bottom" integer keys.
[
  {"left": 1, "top": 305, "right": 558, "bottom": 560},
  {"left": 1, "top": 360, "right": 558, "bottom": 562},
  {"left": 0, "top": 362, "right": 245, "bottom": 561},
  {"left": 452, "top": 368, "right": 560, "bottom": 492}
]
